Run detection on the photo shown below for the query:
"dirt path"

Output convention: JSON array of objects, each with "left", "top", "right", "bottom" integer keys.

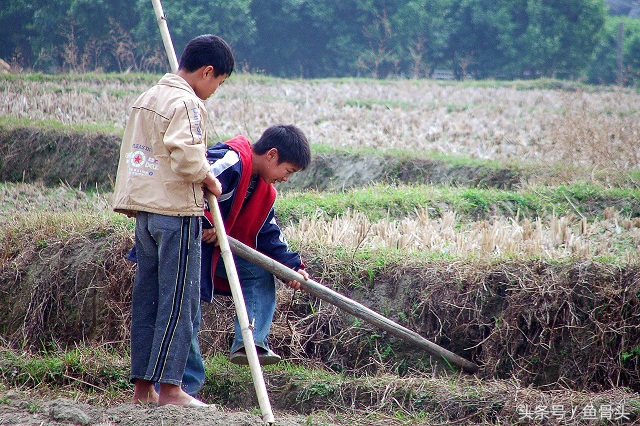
[{"left": 0, "top": 390, "right": 308, "bottom": 426}]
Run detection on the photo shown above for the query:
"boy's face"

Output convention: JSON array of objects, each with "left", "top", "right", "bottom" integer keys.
[{"left": 262, "top": 149, "right": 301, "bottom": 184}]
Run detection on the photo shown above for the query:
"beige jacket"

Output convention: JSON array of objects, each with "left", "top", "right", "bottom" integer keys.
[{"left": 112, "top": 73, "right": 210, "bottom": 217}]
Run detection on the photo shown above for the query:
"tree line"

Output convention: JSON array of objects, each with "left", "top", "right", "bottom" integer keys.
[{"left": 1, "top": 0, "right": 639, "bottom": 85}]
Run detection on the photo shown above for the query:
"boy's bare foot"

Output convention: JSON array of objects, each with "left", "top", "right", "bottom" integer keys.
[
  {"left": 158, "top": 383, "right": 208, "bottom": 407},
  {"left": 132, "top": 379, "right": 159, "bottom": 405}
]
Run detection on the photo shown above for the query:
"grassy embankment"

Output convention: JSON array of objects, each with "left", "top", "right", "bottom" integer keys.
[{"left": 1, "top": 73, "right": 639, "bottom": 424}]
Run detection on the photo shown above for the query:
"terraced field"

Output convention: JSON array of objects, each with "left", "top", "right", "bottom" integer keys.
[{"left": 0, "top": 74, "right": 639, "bottom": 425}]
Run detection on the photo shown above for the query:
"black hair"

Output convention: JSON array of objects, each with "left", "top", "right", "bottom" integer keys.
[
  {"left": 178, "top": 34, "right": 235, "bottom": 77},
  {"left": 253, "top": 124, "right": 311, "bottom": 170}
]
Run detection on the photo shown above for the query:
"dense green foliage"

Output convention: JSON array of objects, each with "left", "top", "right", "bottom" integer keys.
[
  {"left": 587, "top": 15, "right": 640, "bottom": 84},
  {"left": 1, "top": 0, "right": 639, "bottom": 83}
]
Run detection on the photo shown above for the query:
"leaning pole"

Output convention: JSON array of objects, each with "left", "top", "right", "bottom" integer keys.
[{"left": 209, "top": 194, "right": 479, "bottom": 374}]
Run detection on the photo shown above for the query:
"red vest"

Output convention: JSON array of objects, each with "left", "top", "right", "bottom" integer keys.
[{"left": 206, "top": 135, "right": 276, "bottom": 294}]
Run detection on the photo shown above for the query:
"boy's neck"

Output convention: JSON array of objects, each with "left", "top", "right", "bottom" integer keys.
[
  {"left": 250, "top": 148, "right": 276, "bottom": 176},
  {"left": 250, "top": 150, "right": 260, "bottom": 175}
]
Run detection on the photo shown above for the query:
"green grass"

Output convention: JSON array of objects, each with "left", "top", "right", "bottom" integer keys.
[
  {"left": 0, "top": 115, "right": 122, "bottom": 135},
  {"left": 276, "top": 182, "right": 640, "bottom": 224},
  {"left": 1, "top": 179, "right": 638, "bottom": 264},
  {"left": 343, "top": 99, "right": 419, "bottom": 110},
  {"left": 0, "top": 346, "right": 129, "bottom": 395},
  {"left": 0, "top": 72, "right": 161, "bottom": 85},
  {"left": 5, "top": 71, "right": 632, "bottom": 94},
  {"left": 8, "top": 343, "right": 606, "bottom": 424}
]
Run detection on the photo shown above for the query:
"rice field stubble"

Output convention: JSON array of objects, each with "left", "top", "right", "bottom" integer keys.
[
  {"left": 2, "top": 74, "right": 639, "bottom": 166},
  {"left": 1, "top": 74, "right": 640, "bottom": 423}
]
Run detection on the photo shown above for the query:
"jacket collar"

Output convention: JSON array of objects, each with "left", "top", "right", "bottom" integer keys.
[{"left": 157, "top": 73, "right": 197, "bottom": 97}]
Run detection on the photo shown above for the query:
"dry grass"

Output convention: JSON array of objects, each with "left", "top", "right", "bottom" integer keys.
[
  {"left": 0, "top": 207, "right": 134, "bottom": 350},
  {"left": 285, "top": 207, "right": 640, "bottom": 262},
  {"left": 1, "top": 74, "right": 640, "bottom": 407},
  {"left": 1, "top": 75, "right": 639, "bottom": 170},
  {"left": 550, "top": 92, "right": 640, "bottom": 170},
  {"left": 279, "top": 374, "right": 640, "bottom": 425},
  {"left": 0, "top": 182, "right": 111, "bottom": 218},
  {"left": 0, "top": 184, "right": 639, "bottom": 396},
  {"left": 0, "top": 77, "right": 137, "bottom": 129}
]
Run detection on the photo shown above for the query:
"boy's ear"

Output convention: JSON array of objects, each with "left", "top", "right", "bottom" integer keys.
[
  {"left": 202, "top": 65, "right": 215, "bottom": 78},
  {"left": 266, "top": 148, "right": 279, "bottom": 161}
]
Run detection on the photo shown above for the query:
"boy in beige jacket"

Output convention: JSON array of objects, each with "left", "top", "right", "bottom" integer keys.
[{"left": 112, "top": 34, "right": 234, "bottom": 408}]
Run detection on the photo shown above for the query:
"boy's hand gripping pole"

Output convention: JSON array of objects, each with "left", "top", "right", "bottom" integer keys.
[{"left": 150, "top": 0, "right": 275, "bottom": 423}]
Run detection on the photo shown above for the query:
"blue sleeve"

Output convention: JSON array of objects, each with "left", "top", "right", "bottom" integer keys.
[
  {"left": 205, "top": 143, "right": 241, "bottom": 227},
  {"left": 256, "top": 208, "right": 303, "bottom": 270},
  {"left": 126, "top": 245, "right": 137, "bottom": 262}
]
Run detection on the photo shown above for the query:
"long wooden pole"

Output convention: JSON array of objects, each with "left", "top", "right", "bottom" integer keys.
[
  {"left": 226, "top": 234, "right": 479, "bottom": 374},
  {"left": 150, "top": 3, "right": 275, "bottom": 422},
  {"left": 205, "top": 196, "right": 275, "bottom": 424},
  {"left": 150, "top": 0, "right": 179, "bottom": 72}
]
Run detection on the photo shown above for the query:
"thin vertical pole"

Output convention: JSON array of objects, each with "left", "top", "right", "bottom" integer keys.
[
  {"left": 150, "top": 0, "right": 178, "bottom": 72},
  {"left": 617, "top": 22, "right": 625, "bottom": 86},
  {"left": 205, "top": 195, "right": 275, "bottom": 424}
]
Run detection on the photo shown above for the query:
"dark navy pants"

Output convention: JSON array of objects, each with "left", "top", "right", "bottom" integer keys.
[{"left": 130, "top": 212, "right": 201, "bottom": 386}]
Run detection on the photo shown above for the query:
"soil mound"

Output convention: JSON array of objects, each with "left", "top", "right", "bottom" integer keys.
[
  {"left": 0, "top": 126, "right": 120, "bottom": 189},
  {"left": 1, "top": 224, "right": 639, "bottom": 393},
  {"left": 0, "top": 126, "right": 522, "bottom": 191}
]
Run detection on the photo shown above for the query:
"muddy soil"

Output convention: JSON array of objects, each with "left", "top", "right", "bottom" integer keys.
[{"left": 0, "top": 390, "right": 309, "bottom": 426}]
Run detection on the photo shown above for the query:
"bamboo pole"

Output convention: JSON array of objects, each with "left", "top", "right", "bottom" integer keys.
[
  {"left": 150, "top": 0, "right": 178, "bottom": 72},
  {"left": 205, "top": 195, "right": 275, "bottom": 424},
  {"left": 226, "top": 234, "right": 479, "bottom": 374},
  {"left": 150, "top": 2, "right": 275, "bottom": 422}
]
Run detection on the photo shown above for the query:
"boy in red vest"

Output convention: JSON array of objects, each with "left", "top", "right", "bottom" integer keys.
[{"left": 182, "top": 124, "right": 311, "bottom": 394}]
